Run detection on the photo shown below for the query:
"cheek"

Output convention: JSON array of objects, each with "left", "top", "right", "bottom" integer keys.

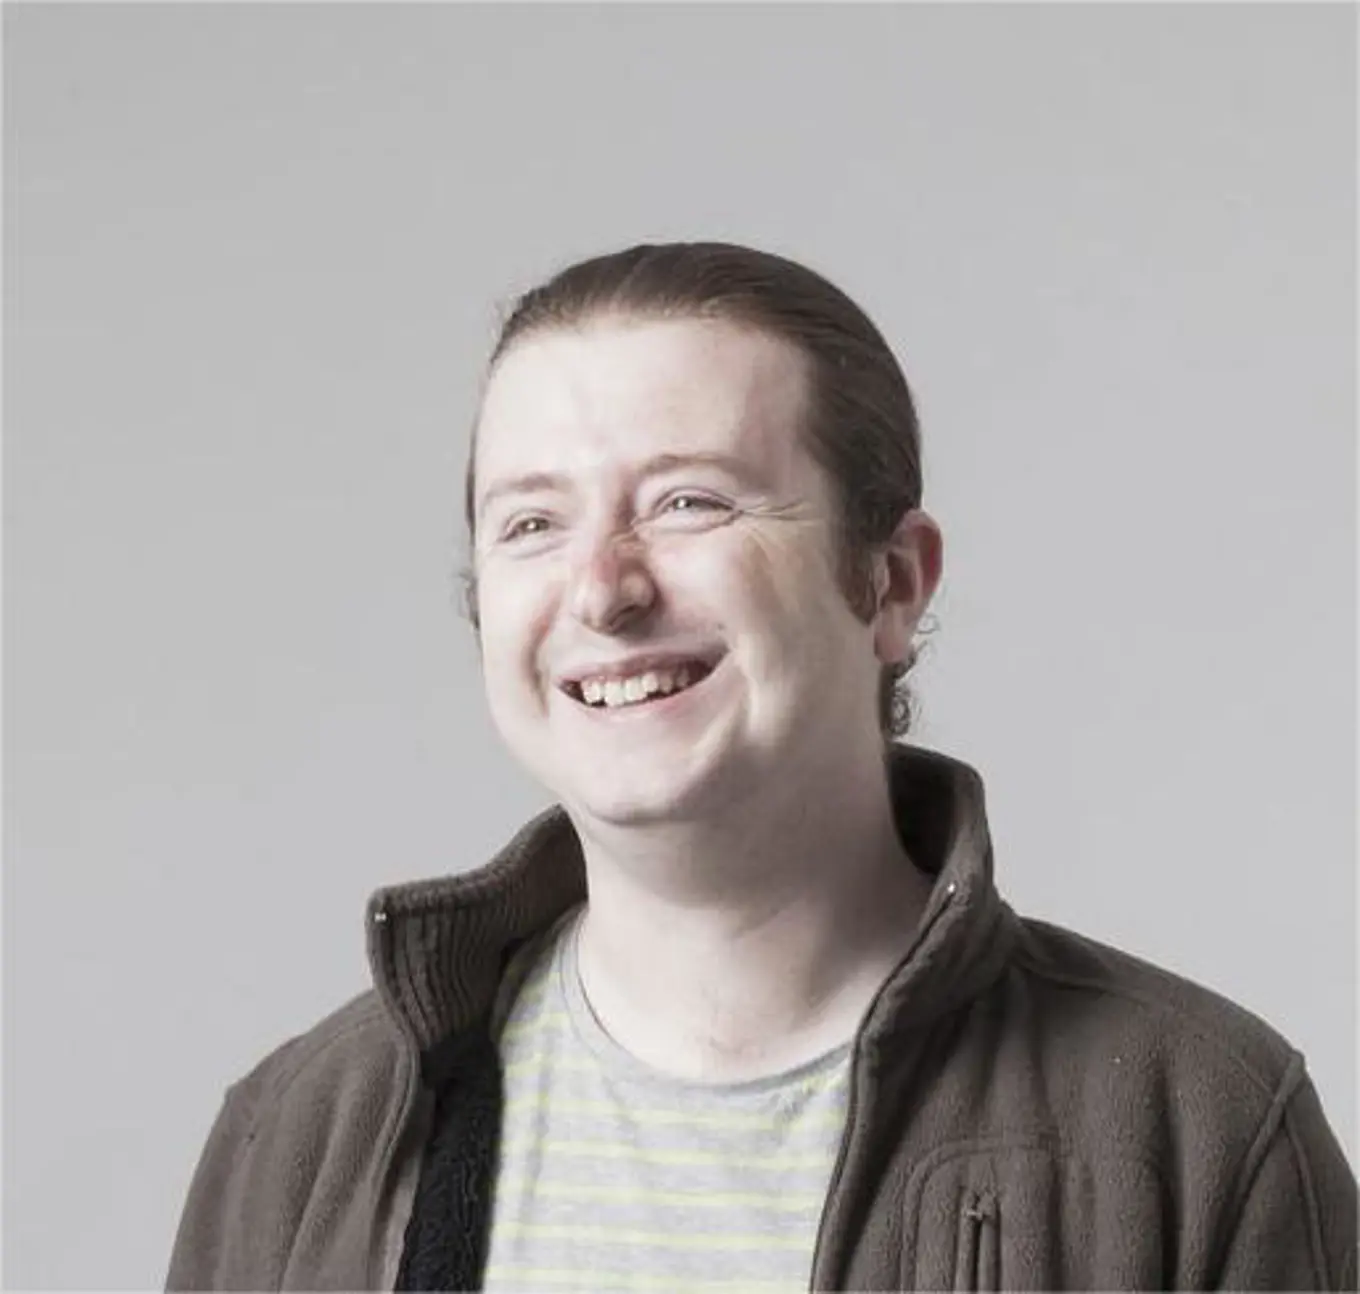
[
  {"left": 475, "top": 567, "right": 556, "bottom": 690},
  {"left": 658, "top": 530, "right": 799, "bottom": 631},
  {"left": 732, "top": 524, "right": 839, "bottom": 625},
  {"left": 732, "top": 526, "right": 865, "bottom": 682}
]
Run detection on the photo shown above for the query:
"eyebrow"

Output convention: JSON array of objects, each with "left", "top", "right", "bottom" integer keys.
[{"left": 476, "top": 451, "right": 759, "bottom": 522}]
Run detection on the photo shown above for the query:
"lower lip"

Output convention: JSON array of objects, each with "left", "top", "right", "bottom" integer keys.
[{"left": 564, "top": 659, "right": 725, "bottom": 721}]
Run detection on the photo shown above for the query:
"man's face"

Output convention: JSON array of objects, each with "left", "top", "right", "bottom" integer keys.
[{"left": 471, "top": 315, "right": 888, "bottom": 825}]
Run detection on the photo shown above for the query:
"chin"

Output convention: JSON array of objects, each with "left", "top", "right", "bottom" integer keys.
[
  {"left": 558, "top": 769, "right": 707, "bottom": 825},
  {"left": 552, "top": 742, "right": 748, "bottom": 824},
  {"left": 500, "top": 686, "right": 751, "bottom": 820},
  {"left": 570, "top": 796, "right": 684, "bottom": 828}
]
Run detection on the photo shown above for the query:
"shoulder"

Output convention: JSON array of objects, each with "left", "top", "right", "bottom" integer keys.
[
  {"left": 992, "top": 917, "right": 1356, "bottom": 1288},
  {"left": 1007, "top": 914, "right": 1297, "bottom": 1096},
  {"left": 168, "top": 992, "right": 423, "bottom": 1289},
  {"left": 1011, "top": 914, "right": 1294, "bottom": 1077},
  {"left": 219, "top": 989, "right": 414, "bottom": 1142}
]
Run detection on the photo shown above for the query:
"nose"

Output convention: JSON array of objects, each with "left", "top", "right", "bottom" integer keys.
[{"left": 566, "top": 524, "right": 657, "bottom": 633}]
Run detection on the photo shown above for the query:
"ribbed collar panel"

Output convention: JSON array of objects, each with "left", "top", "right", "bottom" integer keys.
[{"left": 365, "top": 744, "right": 1017, "bottom": 1058}]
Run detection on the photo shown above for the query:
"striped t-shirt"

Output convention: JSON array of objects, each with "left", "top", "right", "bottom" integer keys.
[{"left": 482, "top": 904, "right": 853, "bottom": 1294}]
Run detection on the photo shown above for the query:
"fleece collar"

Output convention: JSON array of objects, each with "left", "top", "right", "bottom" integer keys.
[{"left": 365, "top": 743, "right": 1018, "bottom": 1057}]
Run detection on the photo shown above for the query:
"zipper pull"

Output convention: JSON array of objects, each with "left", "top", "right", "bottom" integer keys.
[
  {"left": 962, "top": 1190, "right": 996, "bottom": 1222},
  {"left": 958, "top": 1189, "right": 999, "bottom": 1291}
]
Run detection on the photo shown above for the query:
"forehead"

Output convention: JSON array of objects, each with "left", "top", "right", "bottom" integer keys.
[{"left": 474, "top": 316, "right": 813, "bottom": 483}]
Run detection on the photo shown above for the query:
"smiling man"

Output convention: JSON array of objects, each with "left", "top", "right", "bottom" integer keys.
[
  {"left": 167, "top": 243, "right": 1356, "bottom": 1292},
  {"left": 470, "top": 312, "right": 941, "bottom": 1095}
]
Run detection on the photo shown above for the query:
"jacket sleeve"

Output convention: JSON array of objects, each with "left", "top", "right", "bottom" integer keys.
[
  {"left": 164, "top": 1081, "right": 263, "bottom": 1291},
  {"left": 1212, "top": 1067, "right": 1358, "bottom": 1290}
]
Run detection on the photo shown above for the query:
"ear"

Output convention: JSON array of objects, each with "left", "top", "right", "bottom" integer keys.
[{"left": 871, "top": 508, "right": 943, "bottom": 666}]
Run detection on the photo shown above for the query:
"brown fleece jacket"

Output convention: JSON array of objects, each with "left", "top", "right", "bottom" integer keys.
[{"left": 166, "top": 745, "right": 1357, "bottom": 1290}]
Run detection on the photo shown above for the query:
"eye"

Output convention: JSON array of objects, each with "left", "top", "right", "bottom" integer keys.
[
  {"left": 501, "top": 515, "right": 552, "bottom": 542},
  {"left": 659, "top": 492, "right": 728, "bottom": 515}
]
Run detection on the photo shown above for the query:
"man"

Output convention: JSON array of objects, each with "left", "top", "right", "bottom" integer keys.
[{"left": 167, "top": 242, "right": 1356, "bottom": 1291}]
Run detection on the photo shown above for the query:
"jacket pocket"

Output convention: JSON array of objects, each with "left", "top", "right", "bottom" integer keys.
[
  {"left": 952, "top": 1188, "right": 1000, "bottom": 1291},
  {"left": 904, "top": 1138, "right": 1168, "bottom": 1289}
]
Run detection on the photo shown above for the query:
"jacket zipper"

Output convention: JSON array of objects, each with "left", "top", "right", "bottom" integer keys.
[
  {"left": 807, "top": 883, "right": 957, "bottom": 1291},
  {"left": 368, "top": 900, "right": 431, "bottom": 1291},
  {"left": 955, "top": 1189, "right": 999, "bottom": 1291}
]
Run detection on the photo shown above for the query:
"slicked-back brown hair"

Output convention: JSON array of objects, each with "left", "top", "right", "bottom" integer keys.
[{"left": 462, "top": 241, "right": 929, "bottom": 740}]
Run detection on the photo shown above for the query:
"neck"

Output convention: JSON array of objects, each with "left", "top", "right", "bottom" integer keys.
[{"left": 568, "top": 747, "right": 936, "bottom": 1083}]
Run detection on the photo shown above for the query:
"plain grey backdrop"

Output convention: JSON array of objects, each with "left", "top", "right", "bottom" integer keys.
[{"left": 5, "top": 3, "right": 1355, "bottom": 1287}]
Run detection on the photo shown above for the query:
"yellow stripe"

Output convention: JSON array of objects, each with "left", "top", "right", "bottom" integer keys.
[
  {"left": 499, "top": 980, "right": 553, "bottom": 1019},
  {"left": 497, "top": 1139, "right": 833, "bottom": 1170},
  {"left": 497, "top": 1178, "right": 824, "bottom": 1213},
  {"left": 483, "top": 1265, "right": 802, "bottom": 1291},
  {"left": 491, "top": 1221, "right": 810, "bottom": 1252},
  {"left": 501, "top": 1050, "right": 850, "bottom": 1100},
  {"left": 500, "top": 1009, "right": 570, "bottom": 1046},
  {"left": 501, "top": 1093, "right": 847, "bottom": 1131},
  {"left": 502, "top": 1052, "right": 601, "bottom": 1079}
]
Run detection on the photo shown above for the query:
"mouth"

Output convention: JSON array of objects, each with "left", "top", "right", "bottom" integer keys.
[{"left": 559, "top": 656, "right": 722, "bottom": 713}]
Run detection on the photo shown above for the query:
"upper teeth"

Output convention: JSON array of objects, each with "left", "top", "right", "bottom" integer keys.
[{"left": 580, "top": 665, "right": 695, "bottom": 707}]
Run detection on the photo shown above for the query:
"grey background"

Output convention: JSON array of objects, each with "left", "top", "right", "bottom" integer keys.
[{"left": 5, "top": 3, "right": 1355, "bottom": 1287}]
